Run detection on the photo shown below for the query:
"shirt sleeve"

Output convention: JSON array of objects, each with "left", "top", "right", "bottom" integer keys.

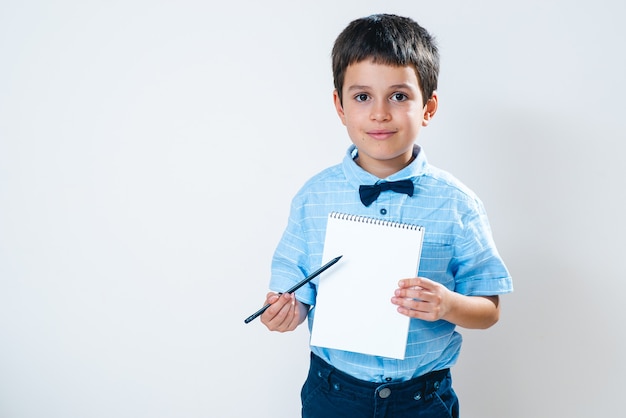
[
  {"left": 269, "top": 200, "right": 317, "bottom": 306},
  {"left": 452, "top": 197, "right": 513, "bottom": 296}
]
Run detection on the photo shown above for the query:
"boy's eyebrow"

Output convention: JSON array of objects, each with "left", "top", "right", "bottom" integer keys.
[
  {"left": 346, "top": 83, "right": 416, "bottom": 92},
  {"left": 346, "top": 84, "right": 371, "bottom": 92}
]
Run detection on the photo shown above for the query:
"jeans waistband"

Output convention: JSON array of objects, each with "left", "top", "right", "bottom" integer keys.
[{"left": 309, "top": 352, "right": 450, "bottom": 400}]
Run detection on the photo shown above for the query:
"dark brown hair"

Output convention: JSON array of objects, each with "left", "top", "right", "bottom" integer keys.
[{"left": 332, "top": 14, "right": 439, "bottom": 106}]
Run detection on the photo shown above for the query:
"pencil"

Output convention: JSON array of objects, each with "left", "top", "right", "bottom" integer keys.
[{"left": 243, "top": 255, "right": 343, "bottom": 324}]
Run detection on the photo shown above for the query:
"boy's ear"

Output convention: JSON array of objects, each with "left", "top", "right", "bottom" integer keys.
[
  {"left": 333, "top": 89, "right": 347, "bottom": 125},
  {"left": 422, "top": 93, "right": 438, "bottom": 127}
]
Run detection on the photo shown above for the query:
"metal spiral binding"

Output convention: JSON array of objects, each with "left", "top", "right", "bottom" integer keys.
[{"left": 329, "top": 211, "right": 423, "bottom": 231}]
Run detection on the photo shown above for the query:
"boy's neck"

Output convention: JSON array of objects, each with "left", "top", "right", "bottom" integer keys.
[{"left": 355, "top": 150, "right": 416, "bottom": 179}]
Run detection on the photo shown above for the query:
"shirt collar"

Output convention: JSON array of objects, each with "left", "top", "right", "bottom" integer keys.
[{"left": 342, "top": 144, "right": 429, "bottom": 189}]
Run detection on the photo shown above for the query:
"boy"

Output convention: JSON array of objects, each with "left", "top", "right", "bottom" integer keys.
[{"left": 259, "top": 13, "right": 513, "bottom": 418}]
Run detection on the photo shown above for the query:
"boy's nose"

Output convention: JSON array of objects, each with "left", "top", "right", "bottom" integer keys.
[{"left": 370, "top": 102, "right": 391, "bottom": 122}]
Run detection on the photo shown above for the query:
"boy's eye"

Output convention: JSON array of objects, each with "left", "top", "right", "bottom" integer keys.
[
  {"left": 355, "top": 93, "right": 369, "bottom": 102},
  {"left": 391, "top": 93, "right": 408, "bottom": 102}
]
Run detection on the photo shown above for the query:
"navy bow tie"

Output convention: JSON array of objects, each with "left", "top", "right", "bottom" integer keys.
[{"left": 358, "top": 179, "right": 414, "bottom": 207}]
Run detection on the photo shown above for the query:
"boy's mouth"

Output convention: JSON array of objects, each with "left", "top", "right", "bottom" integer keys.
[{"left": 367, "top": 129, "right": 397, "bottom": 140}]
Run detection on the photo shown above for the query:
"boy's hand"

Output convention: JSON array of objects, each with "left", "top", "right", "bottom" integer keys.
[
  {"left": 391, "top": 277, "right": 451, "bottom": 321},
  {"left": 391, "top": 277, "right": 501, "bottom": 328},
  {"left": 260, "top": 292, "right": 307, "bottom": 332}
]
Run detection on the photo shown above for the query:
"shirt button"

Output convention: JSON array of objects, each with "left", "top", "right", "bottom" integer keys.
[
  {"left": 379, "top": 388, "right": 391, "bottom": 398},
  {"left": 380, "top": 208, "right": 387, "bottom": 215},
  {"left": 385, "top": 377, "right": 392, "bottom": 382}
]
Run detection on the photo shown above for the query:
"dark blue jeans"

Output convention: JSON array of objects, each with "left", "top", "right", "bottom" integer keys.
[{"left": 301, "top": 353, "right": 459, "bottom": 418}]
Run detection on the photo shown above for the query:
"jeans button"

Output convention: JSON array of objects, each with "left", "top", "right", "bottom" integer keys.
[
  {"left": 379, "top": 388, "right": 391, "bottom": 398},
  {"left": 413, "top": 391, "right": 422, "bottom": 401}
]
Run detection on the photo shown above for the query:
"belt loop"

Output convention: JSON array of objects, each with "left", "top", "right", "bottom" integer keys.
[
  {"left": 311, "top": 353, "right": 331, "bottom": 390},
  {"left": 428, "top": 371, "right": 445, "bottom": 397}
]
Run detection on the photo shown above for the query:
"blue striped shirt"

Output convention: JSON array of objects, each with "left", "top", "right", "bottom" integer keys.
[{"left": 270, "top": 144, "right": 513, "bottom": 382}]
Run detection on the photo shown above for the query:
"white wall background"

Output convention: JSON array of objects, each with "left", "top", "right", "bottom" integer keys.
[{"left": 1, "top": 1, "right": 624, "bottom": 417}]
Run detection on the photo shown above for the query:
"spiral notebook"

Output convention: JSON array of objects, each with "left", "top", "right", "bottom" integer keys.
[{"left": 310, "top": 212, "right": 425, "bottom": 359}]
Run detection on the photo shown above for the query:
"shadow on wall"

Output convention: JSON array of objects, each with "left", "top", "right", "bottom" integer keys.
[{"left": 452, "top": 103, "right": 624, "bottom": 417}]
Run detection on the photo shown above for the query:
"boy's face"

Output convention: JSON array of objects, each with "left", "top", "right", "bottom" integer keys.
[{"left": 334, "top": 60, "right": 437, "bottom": 178}]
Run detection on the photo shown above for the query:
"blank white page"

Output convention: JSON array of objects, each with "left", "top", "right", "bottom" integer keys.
[{"left": 310, "top": 212, "right": 424, "bottom": 359}]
